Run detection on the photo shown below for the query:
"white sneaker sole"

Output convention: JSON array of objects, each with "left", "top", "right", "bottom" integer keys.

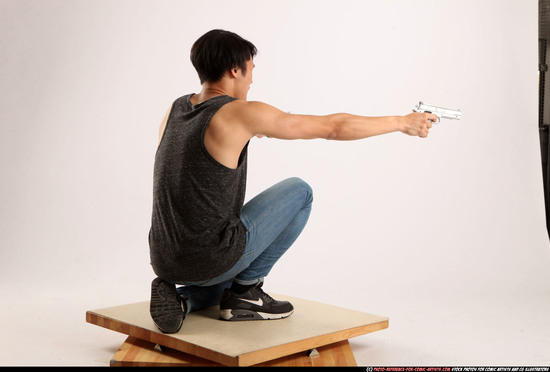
[{"left": 219, "top": 309, "right": 294, "bottom": 321}]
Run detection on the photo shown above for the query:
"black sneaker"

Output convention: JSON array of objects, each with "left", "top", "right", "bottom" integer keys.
[
  {"left": 150, "top": 277, "right": 186, "bottom": 333},
  {"left": 219, "top": 282, "right": 294, "bottom": 321}
]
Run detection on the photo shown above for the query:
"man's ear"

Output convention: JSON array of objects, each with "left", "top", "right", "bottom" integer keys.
[{"left": 229, "top": 66, "right": 239, "bottom": 78}]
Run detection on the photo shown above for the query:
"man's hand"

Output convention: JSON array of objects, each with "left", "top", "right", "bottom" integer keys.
[{"left": 400, "top": 112, "right": 437, "bottom": 138}]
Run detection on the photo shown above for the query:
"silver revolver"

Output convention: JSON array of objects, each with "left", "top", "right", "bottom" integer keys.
[{"left": 413, "top": 101, "right": 462, "bottom": 123}]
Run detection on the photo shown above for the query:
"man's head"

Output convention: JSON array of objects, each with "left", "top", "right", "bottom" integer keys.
[{"left": 190, "top": 29, "right": 257, "bottom": 85}]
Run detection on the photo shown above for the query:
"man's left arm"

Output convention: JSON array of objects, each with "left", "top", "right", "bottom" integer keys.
[{"left": 231, "top": 101, "right": 436, "bottom": 141}]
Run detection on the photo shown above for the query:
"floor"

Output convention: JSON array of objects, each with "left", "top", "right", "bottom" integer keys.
[
  {"left": 350, "top": 291, "right": 550, "bottom": 366},
  {"left": 1, "top": 275, "right": 549, "bottom": 366}
]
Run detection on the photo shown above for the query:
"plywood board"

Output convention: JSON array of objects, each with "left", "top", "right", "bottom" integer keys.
[
  {"left": 110, "top": 336, "right": 357, "bottom": 366},
  {"left": 87, "top": 294, "right": 388, "bottom": 366}
]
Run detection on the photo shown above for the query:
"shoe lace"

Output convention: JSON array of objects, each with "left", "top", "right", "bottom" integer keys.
[{"left": 256, "top": 282, "right": 275, "bottom": 303}]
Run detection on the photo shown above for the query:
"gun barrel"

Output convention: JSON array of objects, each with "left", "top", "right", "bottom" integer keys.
[{"left": 415, "top": 101, "right": 461, "bottom": 120}]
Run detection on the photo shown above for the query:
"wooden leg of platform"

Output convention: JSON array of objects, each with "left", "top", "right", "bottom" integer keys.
[
  {"left": 255, "top": 339, "right": 357, "bottom": 367},
  {"left": 110, "top": 336, "right": 357, "bottom": 367}
]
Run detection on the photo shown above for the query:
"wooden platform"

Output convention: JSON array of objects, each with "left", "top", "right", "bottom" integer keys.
[
  {"left": 111, "top": 336, "right": 357, "bottom": 366},
  {"left": 86, "top": 294, "right": 388, "bottom": 367}
]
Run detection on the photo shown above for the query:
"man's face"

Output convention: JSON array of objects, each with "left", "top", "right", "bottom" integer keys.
[{"left": 235, "top": 58, "right": 254, "bottom": 101}]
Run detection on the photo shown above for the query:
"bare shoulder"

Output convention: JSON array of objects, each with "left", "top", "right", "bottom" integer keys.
[
  {"left": 207, "top": 99, "right": 257, "bottom": 141},
  {"left": 220, "top": 99, "right": 285, "bottom": 128},
  {"left": 219, "top": 99, "right": 320, "bottom": 140},
  {"left": 205, "top": 99, "right": 256, "bottom": 168},
  {"left": 222, "top": 99, "right": 279, "bottom": 117}
]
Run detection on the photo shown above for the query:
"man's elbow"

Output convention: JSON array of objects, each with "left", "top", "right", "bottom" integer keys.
[{"left": 325, "top": 114, "right": 347, "bottom": 140}]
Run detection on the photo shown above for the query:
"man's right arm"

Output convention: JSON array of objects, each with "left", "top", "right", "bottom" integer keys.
[{"left": 228, "top": 100, "right": 437, "bottom": 141}]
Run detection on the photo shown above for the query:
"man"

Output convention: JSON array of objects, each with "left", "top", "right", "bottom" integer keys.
[{"left": 149, "top": 29, "right": 435, "bottom": 334}]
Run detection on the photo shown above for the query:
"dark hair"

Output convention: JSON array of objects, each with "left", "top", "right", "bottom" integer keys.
[{"left": 190, "top": 29, "right": 257, "bottom": 84}]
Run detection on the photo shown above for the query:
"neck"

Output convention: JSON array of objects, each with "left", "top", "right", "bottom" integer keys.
[{"left": 194, "top": 79, "right": 236, "bottom": 104}]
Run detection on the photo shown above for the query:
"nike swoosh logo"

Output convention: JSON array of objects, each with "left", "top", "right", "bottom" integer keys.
[{"left": 240, "top": 298, "right": 263, "bottom": 306}]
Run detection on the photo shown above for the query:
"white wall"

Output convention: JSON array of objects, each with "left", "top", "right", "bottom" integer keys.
[{"left": 1, "top": 0, "right": 548, "bottom": 317}]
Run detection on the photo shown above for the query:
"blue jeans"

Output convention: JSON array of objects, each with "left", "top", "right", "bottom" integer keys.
[{"left": 176, "top": 177, "right": 313, "bottom": 313}]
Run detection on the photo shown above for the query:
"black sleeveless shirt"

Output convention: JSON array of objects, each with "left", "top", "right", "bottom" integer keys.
[{"left": 149, "top": 94, "right": 248, "bottom": 283}]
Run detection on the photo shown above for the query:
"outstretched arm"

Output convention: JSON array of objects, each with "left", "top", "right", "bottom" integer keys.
[{"left": 226, "top": 100, "right": 437, "bottom": 141}]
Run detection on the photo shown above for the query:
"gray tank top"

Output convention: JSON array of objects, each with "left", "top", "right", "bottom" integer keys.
[{"left": 149, "top": 94, "right": 248, "bottom": 283}]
